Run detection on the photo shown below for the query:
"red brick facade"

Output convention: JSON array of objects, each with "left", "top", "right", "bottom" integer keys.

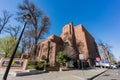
[
  {"left": 36, "top": 22, "right": 100, "bottom": 67},
  {"left": 74, "top": 24, "right": 100, "bottom": 66}
]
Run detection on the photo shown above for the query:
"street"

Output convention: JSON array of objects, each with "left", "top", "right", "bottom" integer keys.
[
  {"left": 1, "top": 68, "right": 120, "bottom": 80},
  {"left": 93, "top": 68, "right": 120, "bottom": 80},
  {"left": 0, "top": 68, "right": 106, "bottom": 80}
]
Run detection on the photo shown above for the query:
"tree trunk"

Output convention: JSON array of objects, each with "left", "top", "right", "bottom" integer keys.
[{"left": 32, "top": 34, "right": 38, "bottom": 60}]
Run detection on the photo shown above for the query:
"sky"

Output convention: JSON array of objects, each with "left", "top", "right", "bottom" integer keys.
[{"left": 0, "top": 0, "right": 120, "bottom": 60}]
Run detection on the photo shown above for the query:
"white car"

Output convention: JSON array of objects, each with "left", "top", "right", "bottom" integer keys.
[
  {"left": 100, "top": 60, "right": 110, "bottom": 68},
  {"left": 111, "top": 64, "right": 117, "bottom": 69}
]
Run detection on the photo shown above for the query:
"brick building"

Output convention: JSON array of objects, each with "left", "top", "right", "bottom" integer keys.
[
  {"left": 74, "top": 24, "right": 100, "bottom": 66},
  {"left": 34, "top": 22, "right": 100, "bottom": 67}
]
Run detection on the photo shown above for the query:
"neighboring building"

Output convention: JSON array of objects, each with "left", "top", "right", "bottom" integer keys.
[
  {"left": 97, "top": 45, "right": 107, "bottom": 61},
  {"left": 31, "top": 22, "right": 100, "bottom": 67},
  {"left": 97, "top": 44, "right": 116, "bottom": 65}
]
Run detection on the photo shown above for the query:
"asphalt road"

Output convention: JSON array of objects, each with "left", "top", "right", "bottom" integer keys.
[
  {"left": 0, "top": 68, "right": 107, "bottom": 80},
  {"left": 93, "top": 68, "right": 120, "bottom": 80}
]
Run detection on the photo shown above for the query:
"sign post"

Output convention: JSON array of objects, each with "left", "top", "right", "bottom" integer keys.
[
  {"left": 96, "top": 57, "right": 100, "bottom": 61},
  {"left": 79, "top": 54, "right": 84, "bottom": 70},
  {"left": 96, "top": 57, "right": 101, "bottom": 68},
  {"left": 79, "top": 54, "right": 84, "bottom": 60},
  {"left": 79, "top": 54, "right": 85, "bottom": 78}
]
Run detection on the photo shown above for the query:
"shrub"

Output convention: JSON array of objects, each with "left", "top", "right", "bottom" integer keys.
[
  {"left": 35, "top": 60, "right": 45, "bottom": 70},
  {"left": 27, "top": 60, "right": 37, "bottom": 69},
  {"left": 27, "top": 59, "right": 45, "bottom": 70},
  {"left": 56, "top": 51, "right": 71, "bottom": 65},
  {"left": 27, "top": 65, "right": 36, "bottom": 69}
]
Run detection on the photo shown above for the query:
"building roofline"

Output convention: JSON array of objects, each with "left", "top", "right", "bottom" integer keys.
[{"left": 74, "top": 24, "right": 95, "bottom": 40}]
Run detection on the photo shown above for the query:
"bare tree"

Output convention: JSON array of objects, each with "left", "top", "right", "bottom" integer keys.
[
  {"left": 4, "top": 25, "right": 21, "bottom": 39},
  {"left": 98, "top": 41, "right": 115, "bottom": 64},
  {"left": 108, "top": 52, "right": 116, "bottom": 64},
  {"left": 0, "top": 10, "right": 11, "bottom": 33},
  {"left": 21, "top": 30, "right": 33, "bottom": 53},
  {"left": 18, "top": 0, "right": 50, "bottom": 59}
]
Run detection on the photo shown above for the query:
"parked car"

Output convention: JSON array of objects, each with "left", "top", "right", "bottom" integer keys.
[
  {"left": 110, "top": 64, "right": 117, "bottom": 69},
  {"left": 95, "top": 60, "right": 110, "bottom": 68},
  {"left": 102, "top": 61, "right": 110, "bottom": 68}
]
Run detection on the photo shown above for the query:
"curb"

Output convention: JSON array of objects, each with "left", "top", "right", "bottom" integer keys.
[
  {"left": 87, "top": 69, "right": 108, "bottom": 80},
  {"left": 15, "top": 71, "right": 46, "bottom": 76},
  {"left": 0, "top": 70, "right": 46, "bottom": 76}
]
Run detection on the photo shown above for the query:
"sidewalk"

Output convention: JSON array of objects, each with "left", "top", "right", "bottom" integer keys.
[{"left": 0, "top": 68, "right": 107, "bottom": 80}]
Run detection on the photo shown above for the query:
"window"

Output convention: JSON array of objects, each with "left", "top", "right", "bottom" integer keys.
[{"left": 64, "top": 42, "right": 69, "bottom": 46}]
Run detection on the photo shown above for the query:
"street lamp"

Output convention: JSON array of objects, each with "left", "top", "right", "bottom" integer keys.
[{"left": 2, "top": 14, "right": 31, "bottom": 80}]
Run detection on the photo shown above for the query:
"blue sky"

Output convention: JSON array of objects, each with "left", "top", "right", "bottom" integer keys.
[{"left": 0, "top": 0, "right": 120, "bottom": 60}]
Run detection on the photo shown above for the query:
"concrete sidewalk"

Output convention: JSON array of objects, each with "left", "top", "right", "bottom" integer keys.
[{"left": 0, "top": 68, "right": 107, "bottom": 80}]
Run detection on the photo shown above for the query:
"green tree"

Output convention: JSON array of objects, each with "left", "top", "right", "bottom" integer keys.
[
  {"left": 0, "top": 51, "right": 4, "bottom": 58},
  {"left": 56, "top": 51, "right": 71, "bottom": 66},
  {"left": 0, "top": 37, "right": 20, "bottom": 58}
]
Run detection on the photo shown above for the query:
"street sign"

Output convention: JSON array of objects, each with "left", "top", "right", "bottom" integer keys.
[
  {"left": 96, "top": 57, "right": 100, "bottom": 61},
  {"left": 79, "top": 54, "right": 84, "bottom": 60}
]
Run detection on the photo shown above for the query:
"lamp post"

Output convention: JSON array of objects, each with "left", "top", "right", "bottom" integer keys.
[{"left": 2, "top": 14, "right": 31, "bottom": 80}]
